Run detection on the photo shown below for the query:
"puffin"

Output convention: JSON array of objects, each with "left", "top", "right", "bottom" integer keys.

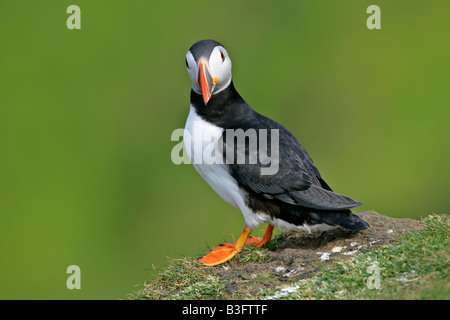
[{"left": 183, "top": 39, "right": 369, "bottom": 266}]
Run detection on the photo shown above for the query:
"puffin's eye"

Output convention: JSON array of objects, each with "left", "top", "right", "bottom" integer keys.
[
  {"left": 185, "top": 57, "right": 189, "bottom": 68},
  {"left": 220, "top": 51, "right": 225, "bottom": 62}
]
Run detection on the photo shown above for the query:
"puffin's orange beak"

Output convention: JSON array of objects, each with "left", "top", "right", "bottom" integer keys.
[{"left": 198, "top": 59, "right": 213, "bottom": 106}]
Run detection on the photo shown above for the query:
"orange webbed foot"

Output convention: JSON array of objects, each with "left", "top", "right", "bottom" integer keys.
[
  {"left": 198, "top": 243, "right": 239, "bottom": 266},
  {"left": 198, "top": 226, "right": 253, "bottom": 266},
  {"left": 197, "top": 225, "right": 274, "bottom": 266},
  {"left": 245, "top": 236, "right": 261, "bottom": 246},
  {"left": 248, "top": 224, "right": 274, "bottom": 248}
]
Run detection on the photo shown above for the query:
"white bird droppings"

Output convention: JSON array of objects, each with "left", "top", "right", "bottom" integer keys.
[
  {"left": 264, "top": 285, "right": 301, "bottom": 300},
  {"left": 316, "top": 252, "right": 331, "bottom": 261}
]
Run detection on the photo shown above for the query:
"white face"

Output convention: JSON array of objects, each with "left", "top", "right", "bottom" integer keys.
[{"left": 185, "top": 45, "right": 232, "bottom": 96}]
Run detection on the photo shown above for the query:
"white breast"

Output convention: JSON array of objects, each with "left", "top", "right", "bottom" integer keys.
[{"left": 184, "top": 106, "right": 240, "bottom": 208}]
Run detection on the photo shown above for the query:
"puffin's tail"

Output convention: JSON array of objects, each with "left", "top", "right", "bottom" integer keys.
[
  {"left": 280, "top": 205, "right": 370, "bottom": 230},
  {"left": 311, "top": 210, "right": 369, "bottom": 230}
]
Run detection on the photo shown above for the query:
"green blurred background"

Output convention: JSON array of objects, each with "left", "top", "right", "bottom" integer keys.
[{"left": 0, "top": 0, "right": 448, "bottom": 299}]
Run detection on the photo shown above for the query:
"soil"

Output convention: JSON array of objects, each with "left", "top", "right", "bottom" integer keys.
[{"left": 205, "top": 211, "right": 424, "bottom": 296}]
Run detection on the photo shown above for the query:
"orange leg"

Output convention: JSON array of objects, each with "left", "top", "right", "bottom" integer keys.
[
  {"left": 198, "top": 226, "right": 252, "bottom": 266},
  {"left": 246, "top": 224, "right": 274, "bottom": 248}
]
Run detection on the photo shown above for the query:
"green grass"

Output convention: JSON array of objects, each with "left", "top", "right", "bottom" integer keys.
[
  {"left": 129, "top": 245, "right": 269, "bottom": 300},
  {"left": 128, "top": 258, "right": 225, "bottom": 300},
  {"left": 128, "top": 214, "right": 449, "bottom": 300}
]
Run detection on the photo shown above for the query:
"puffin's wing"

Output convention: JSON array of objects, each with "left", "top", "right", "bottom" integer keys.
[
  {"left": 223, "top": 121, "right": 362, "bottom": 210},
  {"left": 230, "top": 163, "right": 362, "bottom": 210},
  {"left": 285, "top": 185, "right": 362, "bottom": 210}
]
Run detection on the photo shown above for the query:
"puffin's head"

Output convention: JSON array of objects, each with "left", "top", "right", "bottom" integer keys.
[{"left": 185, "top": 40, "right": 232, "bottom": 105}]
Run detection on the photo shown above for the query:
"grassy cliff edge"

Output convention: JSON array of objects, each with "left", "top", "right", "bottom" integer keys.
[{"left": 128, "top": 212, "right": 449, "bottom": 300}]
